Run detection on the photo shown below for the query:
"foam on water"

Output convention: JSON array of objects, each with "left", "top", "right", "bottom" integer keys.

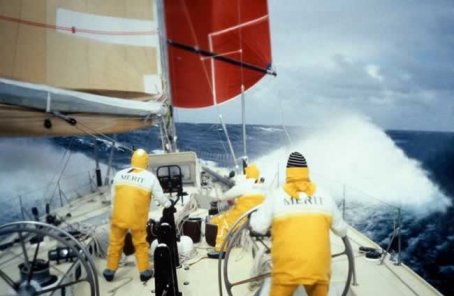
[
  {"left": 254, "top": 114, "right": 451, "bottom": 213},
  {"left": 0, "top": 138, "right": 108, "bottom": 221}
]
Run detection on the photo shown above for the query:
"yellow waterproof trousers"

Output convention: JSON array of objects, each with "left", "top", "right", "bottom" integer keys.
[
  {"left": 106, "top": 224, "right": 149, "bottom": 272},
  {"left": 213, "top": 194, "right": 264, "bottom": 252},
  {"left": 269, "top": 282, "right": 328, "bottom": 296}
]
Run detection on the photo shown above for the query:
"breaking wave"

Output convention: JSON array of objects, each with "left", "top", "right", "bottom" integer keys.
[
  {"left": 254, "top": 114, "right": 451, "bottom": 213},
  {"left": 0, "top": 138, "right": 108, "bottom": 223},
  {"left": 0, "top": 120, "right": 452, "bottom": 294}
]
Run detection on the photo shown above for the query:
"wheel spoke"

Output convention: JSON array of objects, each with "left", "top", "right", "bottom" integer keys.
[
  {"left": 18, "top": 231, "right": 31, "bottom": 270},
  {"left": 0, "top": 222, "right": 99, "bottom": 296},
  {"left": 255, "top": 237, "right": 271, "bottom": 252},
  {"left": 332, "top": 251, "right": 347, "bottom": 258},
  {"left": 0, "top": 269, "right": 18, "bottom": 290},
  {"left": 27, "top": 240, "right": 41, "bottom": 284},
  {"left": 230, "top": 272, "right": 271, "bottom": 287},
  {"left": 49, "top": 261, "right": 83, "bottom": 296},
  {"left": 35, "top": 279, "right": 86, "bottom": 295}
]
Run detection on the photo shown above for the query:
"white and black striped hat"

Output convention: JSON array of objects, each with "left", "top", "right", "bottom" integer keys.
[{"left": 287, "top": 152, "right": 307, "bottom": 168}]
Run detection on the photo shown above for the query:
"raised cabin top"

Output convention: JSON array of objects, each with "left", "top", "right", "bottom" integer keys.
[{"left": 148, "top": 152, "right": 200, "bottom": 188}]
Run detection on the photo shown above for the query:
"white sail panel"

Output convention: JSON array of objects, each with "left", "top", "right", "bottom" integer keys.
[{"left": 0, "top": 0, "right": 159, "bottom": 95}]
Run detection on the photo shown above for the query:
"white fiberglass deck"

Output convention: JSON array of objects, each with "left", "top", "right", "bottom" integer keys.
[{"left": 0, "top": 190, "right": 442, "bottom": 296}]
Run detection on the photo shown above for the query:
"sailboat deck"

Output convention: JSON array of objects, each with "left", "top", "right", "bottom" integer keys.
[
  {"left": 346, "top": 227, "right": 441, "bottom": 296},
  {"left": 0, "top": 190, "right": 442, "bottom": 296}
]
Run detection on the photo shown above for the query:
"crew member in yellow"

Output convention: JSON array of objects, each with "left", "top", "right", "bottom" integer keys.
[
  {"left": 208, "top": 164, "right": 265, "bottom": 259},
  {"left": 250, "top": 152, "right": 348, "bottom": 296},
  {"left": 103, "top": 149, "right": 171, "bottom": 282}
]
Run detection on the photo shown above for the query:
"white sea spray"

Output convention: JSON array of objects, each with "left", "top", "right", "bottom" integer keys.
[{"left": 253, "top": 114, "right": 451, "bottom": 214}]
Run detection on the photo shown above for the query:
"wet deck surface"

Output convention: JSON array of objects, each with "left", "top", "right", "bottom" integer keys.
[{"left": 0, "top": 191, "right": 441, "bottom": 296}]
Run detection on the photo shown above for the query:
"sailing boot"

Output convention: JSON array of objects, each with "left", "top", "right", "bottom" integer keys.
[
  {"left": 140, "top": 269, "right": 154, "bottom": 282},
  {"left": 103, "top": 269, "right": 116, "bottom": 282}
]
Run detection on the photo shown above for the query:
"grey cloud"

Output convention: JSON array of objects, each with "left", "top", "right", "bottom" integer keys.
[{"left": 177, "top": 0, "right": 454, "bottom": 132}]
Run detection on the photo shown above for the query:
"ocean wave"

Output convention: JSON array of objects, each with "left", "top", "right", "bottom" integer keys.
[
  {"left": 253, "top": 114, "right": 451, "bottom": 213},
  {"left": 0, "top": 120, "right": 452, "bottom": 294}
]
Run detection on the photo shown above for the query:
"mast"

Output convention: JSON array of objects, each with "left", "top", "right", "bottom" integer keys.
[{"left": 157, "top": 0, "right": 177, "bottom": 153}]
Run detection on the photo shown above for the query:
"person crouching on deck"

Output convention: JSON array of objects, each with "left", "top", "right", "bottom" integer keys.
[
  {"left": 103, "top": 149, "right": 171, "bottom": 282},
  {"left": 208, "top": 164, "right": 265, "bottom": 259},
  {"left": 250, "top": 152, "right": 348, "bottom": 296}
]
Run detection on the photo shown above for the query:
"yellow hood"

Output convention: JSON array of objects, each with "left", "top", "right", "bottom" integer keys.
[
  {"left": 131, "top": 149, "right": 149, "bottom": 169},
  {"left": 283, "top": 167, "right": 316, "bottom": 199},
  {"left": 245, "top": 164, "right": 260, "bottom": 181}
]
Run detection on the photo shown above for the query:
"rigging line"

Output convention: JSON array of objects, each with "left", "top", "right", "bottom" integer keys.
[
  {"left": 0, "top": 15, "right": 157, "bottom": 36},
  {"left": 219, "top": 114, "right": 239, "bottom": 169},
  {"left": 237, "top": 0, "right": 247, "bottom": 158},
  {"left": 278, "top": 91, "right": 294, "bottom": 149},
  {"left": 211, "top": 124, "right": 230, "bottom": 164},
  {"left": 147, "top": 127, "right": 156, "bottom": 153},
  {"left": 35, "top": 98, "right": 133, "bottom": 151},
  {"left": 180, "top": 0, "right": 214, "bottom": 93},
  {"left": 282, "top": 125, "right": 293, "bottom": 148},
  {"left": 35, "top": 136, "right": 74, "bottom": 204},
  {"left": 15, "top": 171, "right": 89, "bottom": 198},
  {"left": 47, "top": 145, "right": 75, "bottom": 205},
  {"left": 236, "top": 0, "right": 246, "bottom": 86},
  {"left": 45, "top": 138, "right": 75, "bottom": 200},
  {"left": 309, "top": 170, "right": 401, "bottom": 210},
  {"left": 168, "top": 40, "right": 276, "bottom": 76},
  {"left": 73, "top": 121, "right": 134, "bottom": 152}
]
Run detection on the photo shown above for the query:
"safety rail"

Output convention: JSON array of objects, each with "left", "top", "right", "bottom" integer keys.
[
  {"left": 327, "top": 181, "right": 403, "bottom": 266},
  {"left": 197, "top": 151, "right": 237, "bottom": 169}
]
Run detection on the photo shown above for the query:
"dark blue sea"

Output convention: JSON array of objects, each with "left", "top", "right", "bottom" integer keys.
[{"left": 0, "top": 122, "right": 453, "bottom": 295}]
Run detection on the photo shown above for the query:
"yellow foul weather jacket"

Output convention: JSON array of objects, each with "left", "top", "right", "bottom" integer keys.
[
  {"left": 111, "top": 167, "right": 170, "bottom": 229},
  {"left": 211, "top": 178, "right": 265, "bottom": 252},
  {"left": 250, "top": 172, "right": 347, "bottom": 286},
  {"left": 107, "top": 167, "right": 170, "bottom": 272}
]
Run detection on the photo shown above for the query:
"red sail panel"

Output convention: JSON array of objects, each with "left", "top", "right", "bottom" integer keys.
[{"left": 164, "top": 0, "right": 272, "bottom": 108}]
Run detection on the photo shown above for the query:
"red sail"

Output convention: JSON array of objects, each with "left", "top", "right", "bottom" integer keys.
[{"left": 164, "top": 0, "right": 273, "bottom": 108}]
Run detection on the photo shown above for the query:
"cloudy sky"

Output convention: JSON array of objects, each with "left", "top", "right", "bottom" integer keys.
[{"left": 175, "top": 0, "right": 454, "bottom": 132}]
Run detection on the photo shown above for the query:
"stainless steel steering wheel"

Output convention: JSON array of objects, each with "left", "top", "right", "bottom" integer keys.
[
  {"left": 0, "top": 221, "right": 99, "bottom": 296},
  {"left": 217, "top": 208, "right": 356, "bottom": 296}
]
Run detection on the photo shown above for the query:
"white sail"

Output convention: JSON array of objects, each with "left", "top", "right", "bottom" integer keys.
[{"left": 0, "top": 0, "right": 164, "bottom": 136}]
